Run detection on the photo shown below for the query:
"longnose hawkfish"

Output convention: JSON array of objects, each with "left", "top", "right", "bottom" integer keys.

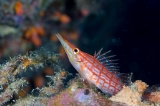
[{"left": 56, "top": 33, "right": 131, "bottom": 95}]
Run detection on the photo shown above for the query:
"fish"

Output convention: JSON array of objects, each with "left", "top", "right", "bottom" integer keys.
[{"left": 56, "top": 33, "right": 130, "bottom": 95}]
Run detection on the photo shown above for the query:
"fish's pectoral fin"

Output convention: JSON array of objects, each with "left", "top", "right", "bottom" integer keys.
[{"left": 83, "top": 79, "right": 99, "bottom": 93}]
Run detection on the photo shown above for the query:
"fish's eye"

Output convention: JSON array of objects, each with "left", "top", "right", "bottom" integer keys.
[{"left": 73, "top": 48, "right": 79, "bottom": 54}]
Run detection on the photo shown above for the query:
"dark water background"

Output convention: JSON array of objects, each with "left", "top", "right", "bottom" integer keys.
[
  {"left": 74, "top": 0, "right": 160, "bottom": 85},
  {"left": 0, "top": 0, "right": 160, "bottom": 87}
]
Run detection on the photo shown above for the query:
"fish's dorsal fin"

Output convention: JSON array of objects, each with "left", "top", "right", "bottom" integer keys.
[
  {"left": 94, "top": 48, "right": 119, "bottom": 72},
  {"left": 94, "top": 48, "right": 133, "bottom": 86}
]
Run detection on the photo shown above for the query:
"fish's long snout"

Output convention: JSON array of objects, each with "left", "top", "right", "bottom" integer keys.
[
  {"left": 55, "top": 33, "right": 67, "bottom": 47},
  {"left": 56, "top": 33, "right": 74, "bottom": 49},
  {"left": 56, "top": 33, "right": 75, "bottom": 59}
]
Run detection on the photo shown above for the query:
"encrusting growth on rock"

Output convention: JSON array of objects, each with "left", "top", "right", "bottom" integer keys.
[{"left": 0, "top": 48, "right": 160, "bottom": 105}]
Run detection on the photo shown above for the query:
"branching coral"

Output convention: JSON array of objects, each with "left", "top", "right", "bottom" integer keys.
[
  {"left": 0, "top": 78, "right": 27, "bottom": 105},
  {"left": 0, "top": 48, "right": 61, "bottom": 105},
  {"left": 0, "top": 48, "right": 60, "bottom": 85}
]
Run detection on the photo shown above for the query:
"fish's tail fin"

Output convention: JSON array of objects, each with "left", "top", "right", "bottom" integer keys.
[
  {"left": 114, "top": 72, "right": 133, "bottom": 86},
  {"left": 121, "top": 72, "right": 133, "bottom": 86}
]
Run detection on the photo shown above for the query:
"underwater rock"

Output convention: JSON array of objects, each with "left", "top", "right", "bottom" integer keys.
[
  {"left": 47, "top": 79, "right": 128, "bottom": 106},
  {"left": 47, "top": 79, "right": 160, "bottom": 106},
  {"left": 143, "top": 90, "right": 160, "bottom": 103},
  {"left": 109, "top": 80, "right": 148, "bottom": 106}
]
